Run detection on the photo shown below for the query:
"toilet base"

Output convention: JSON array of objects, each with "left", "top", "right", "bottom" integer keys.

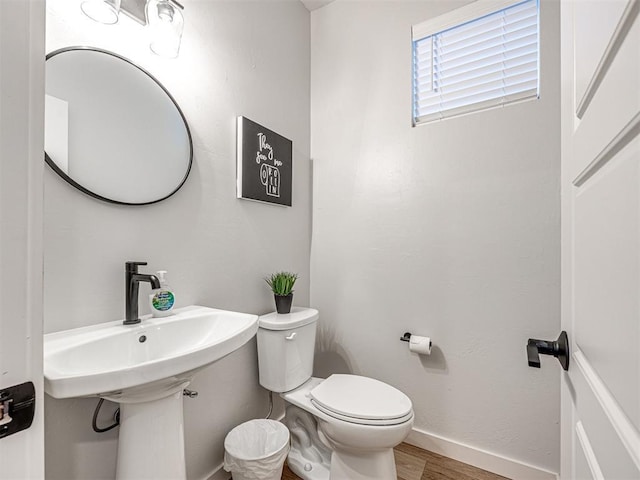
[
  {"left": 330, "top": 449, "right": 396, "bottom": 480},
  {"left": 284, "top": 404, "right": 331, "bottom": 480},
  {"left": 287, "top": 447, "right": 330, "bottom": 480},
  {"left": 282, "top": 400, "right": 400, "bottom": 480},
  {"left": 288, "top": 448, "right": 396, "bottom": 480}
]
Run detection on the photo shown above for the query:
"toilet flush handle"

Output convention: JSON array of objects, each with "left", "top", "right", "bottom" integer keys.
[{"left": 285, "top": 332, "right": 297, "bottom": 341}]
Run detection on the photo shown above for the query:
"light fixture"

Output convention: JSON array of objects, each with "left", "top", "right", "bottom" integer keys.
[
  {"left": 80, "top": 0, "right": 121, "bottom": 25},
  {"left": 80, "top": 0, "right": 185, "bottom": 59},
  {"left": 146, "top": 0, "right": 184, "bottom": 58}
]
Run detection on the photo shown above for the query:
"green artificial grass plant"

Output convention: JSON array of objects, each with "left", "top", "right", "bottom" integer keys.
[{"left": 265, "top": 271, "right": 298, "bottom": 296}]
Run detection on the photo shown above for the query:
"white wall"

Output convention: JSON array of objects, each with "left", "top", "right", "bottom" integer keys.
[
  {"left": 310, "top": 0, "right": 561, "bottom": 474},
  {"left": 44, "top": 1, "right": 310, "bottom": 478}
]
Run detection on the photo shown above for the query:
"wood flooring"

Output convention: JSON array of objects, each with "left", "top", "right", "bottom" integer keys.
[{"left": 281, "top": 442, "right": 510, "bottom": 480}]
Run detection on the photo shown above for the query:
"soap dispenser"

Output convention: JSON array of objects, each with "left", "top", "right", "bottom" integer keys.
[{"left": 149, "top": 270, "right": 175, "bottom": 317}]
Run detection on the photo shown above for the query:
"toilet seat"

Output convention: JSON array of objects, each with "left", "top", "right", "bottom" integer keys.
[{"left": 309, "top": 374, "right": 413, "bottom": 426}]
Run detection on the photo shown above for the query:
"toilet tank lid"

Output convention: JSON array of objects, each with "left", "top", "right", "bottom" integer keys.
[{"left": 258, "top": 307, "right": 319, "bottom": 330}]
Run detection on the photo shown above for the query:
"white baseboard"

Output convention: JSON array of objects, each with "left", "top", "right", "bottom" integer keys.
[
  {"left": 406, "top": 427, "right": 559, "bottom": 480},
  {"left": 203, "top": 462, "right": 231, "bottom": 480}
]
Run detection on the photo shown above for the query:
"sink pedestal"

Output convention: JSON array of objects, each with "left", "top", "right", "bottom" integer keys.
[{"left": 108, "top": 382, "right": 189, "bottom": 480}]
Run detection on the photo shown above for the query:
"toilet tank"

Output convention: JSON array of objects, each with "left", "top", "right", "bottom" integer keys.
[{"left": 257, "top": 307, "right": 319, "bottom": 393}]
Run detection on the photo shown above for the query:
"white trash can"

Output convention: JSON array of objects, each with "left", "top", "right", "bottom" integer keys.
[{"left": 223, "top": 419, "right": 290, "bottom": 480}]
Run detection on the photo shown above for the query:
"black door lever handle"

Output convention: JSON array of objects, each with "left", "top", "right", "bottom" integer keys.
[{"left": 527, "top": 331, "right": 569, "bottom": 371}]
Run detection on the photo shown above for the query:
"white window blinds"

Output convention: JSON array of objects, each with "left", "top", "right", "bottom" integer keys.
[{"left": 412, "top": 0, "right": 539, "bottom": 125}]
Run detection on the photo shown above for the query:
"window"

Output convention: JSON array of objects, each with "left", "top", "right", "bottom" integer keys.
[{"left": 412, "top": 0, "right": 539, "bottom": 125}]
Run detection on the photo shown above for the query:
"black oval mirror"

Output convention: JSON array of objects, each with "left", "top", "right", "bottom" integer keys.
[{"left": 44, "top": 47, "right": 192, "bottom": 205}]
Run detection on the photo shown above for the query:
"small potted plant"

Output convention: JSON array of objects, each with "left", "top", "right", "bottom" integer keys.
[{"left": 265, "top": 271, "right": 298, "bottom": 314}]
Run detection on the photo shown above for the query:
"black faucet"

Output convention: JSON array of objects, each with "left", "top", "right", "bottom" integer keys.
[{"left": 125, "top": 261, "right": 161, "bottom": 325}]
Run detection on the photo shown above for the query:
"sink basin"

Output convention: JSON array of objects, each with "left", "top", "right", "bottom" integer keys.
[{"left": 44, "top": 305, "right": 258, "bottom": 399}]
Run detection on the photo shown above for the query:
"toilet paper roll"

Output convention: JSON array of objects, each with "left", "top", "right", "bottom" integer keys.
[{"left": 409, "top": 335, "right": 432, "bottom": 355}]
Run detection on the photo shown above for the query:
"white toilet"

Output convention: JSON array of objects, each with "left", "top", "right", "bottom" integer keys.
[{"left": 257, "top": 308, "right": 414, "bottom": 480}]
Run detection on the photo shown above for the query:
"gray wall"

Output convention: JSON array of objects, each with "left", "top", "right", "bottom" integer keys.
[
  {"left": 310, "top": 0, "right": 561, "bottom": 473},
  {"left": 44, "top": 1, "right": 310, "bottom": 479}
]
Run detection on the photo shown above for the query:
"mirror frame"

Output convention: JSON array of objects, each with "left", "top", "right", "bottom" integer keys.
[{"left": 44, "top": 47, "right": 193, "bottom": 206}]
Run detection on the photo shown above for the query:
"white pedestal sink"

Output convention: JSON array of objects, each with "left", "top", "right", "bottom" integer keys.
[{"left": 44, "top": 305, "right": 258, "bottom": 480}]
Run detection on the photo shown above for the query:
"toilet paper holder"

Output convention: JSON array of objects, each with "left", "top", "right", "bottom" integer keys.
[
  {"left": 400, "top": 332, "right": 432, "bottom": 355},
  {"left": 400, "top": 332, "right": 431, "bottom": 346}
]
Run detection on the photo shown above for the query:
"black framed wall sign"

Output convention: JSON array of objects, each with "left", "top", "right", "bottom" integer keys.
[{"left": 236, "top": 116, "right": 293, "bottom": 207}]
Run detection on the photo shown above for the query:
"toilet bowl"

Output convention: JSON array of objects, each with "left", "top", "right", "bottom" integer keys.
[
  {"left": 283, "top": 376, "right": 414, "bottom": 480},
  {"left": 257, "top": 308, "right": 414, "bottom": 480}
]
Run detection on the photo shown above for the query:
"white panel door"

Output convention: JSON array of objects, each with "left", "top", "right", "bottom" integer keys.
[
  {"left": 0, "top": 0, "right": 45, "bottom": 478},
  {"left": 560, "top": 1, "right": 640, "bottom": 479}
]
